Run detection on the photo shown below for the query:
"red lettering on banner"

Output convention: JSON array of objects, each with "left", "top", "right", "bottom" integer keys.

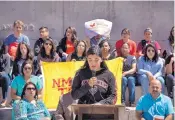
[{"left": 52, "top": 77, "right": 72, "bottom": 94}]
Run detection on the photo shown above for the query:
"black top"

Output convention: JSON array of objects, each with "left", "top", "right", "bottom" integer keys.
[
  {"left": 70, "top": 53, "right": 86, "bottom": 61},
  {"left": 34, "top": 38, "right": 45, "bottom": 56},
  {"left": 71, "top": 67, "right": 117, "bottom": 104},
  {"left": 56, "top": 38, "right": 67, "bottom": 58}
]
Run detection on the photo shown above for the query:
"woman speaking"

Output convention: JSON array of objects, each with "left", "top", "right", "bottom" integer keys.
[{"left": 71, "top": 46, "right": 117, "bottom": 119}]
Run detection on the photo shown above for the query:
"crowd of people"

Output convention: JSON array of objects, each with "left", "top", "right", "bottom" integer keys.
[{"left": 0, "top": 20, "right": 174, "bottom": 120}]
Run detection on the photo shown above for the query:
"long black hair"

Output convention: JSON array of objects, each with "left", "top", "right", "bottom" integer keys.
[
  {"left": 21, "top": 82, "right": 38, "bottom": 100},
  {"left": 168, "top": 26, "right": 174, "bottom": 46},
  {"left": 144, "top": 44, "right": 159, "bottom": 62},
  {"left": 99, "top": 39, "right": 111, "bottom": 52},
  {"left": 81, "top": 46, "right": 108, "bottom": 70},
  {"left": 40, "top": 38, "right": 56, "bottom": 59},
  {"left": 0, "top": 42, "right": 5, "bottom": 57},
  {"left": 64, "top": 26, "right": 77, "bottom": 43},
  {"left": 14, "top": 42, "right": 33, "bottom": 62}
]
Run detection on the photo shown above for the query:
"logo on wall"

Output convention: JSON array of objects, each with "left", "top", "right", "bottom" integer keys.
[{"left": 0, "top": 23, "right": 35, "bottom": 31}]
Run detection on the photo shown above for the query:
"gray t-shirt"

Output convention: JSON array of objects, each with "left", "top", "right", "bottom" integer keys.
[{"left": 123, "top": 55, "right": 136, "bottom": 76}]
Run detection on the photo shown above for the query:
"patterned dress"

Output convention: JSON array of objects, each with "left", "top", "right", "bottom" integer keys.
[{"left": 13, "top": 99, "right": 50, "bottom": 120}]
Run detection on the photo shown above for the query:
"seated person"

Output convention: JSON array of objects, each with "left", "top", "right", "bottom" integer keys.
[
  {"left": 66, "top": 40, "right": 87, "bottom": 62},
  {"left": 136, "top": 80, "right": 174, "bottom": 120},
  {"left": 52, "top": 92, "right": 77, "bottom": 120},
  {"left": 99, "top": 40, "right": 115, "bottom": 60},
  {"left": 165, "top": 54, "right": 174, "bottom": 98},
  {"left": 71, "top": 46, "right": 117, "bottom": 119},
  {"left": 136, "top": 28, "right": 161, "bottom": 58},
  {"left": 137, "top": 44, "right": 164, "bottom": 95},
  {"left": 120, "top": 43, "right": 136, "bottom": 106},
  {"left": 115, "top": 28, "right": 136, "bottom": 57},
  {"left": 56, "top": 27, "right": 77, "bottom": 62},
  {"left": 13, "top": 82, "right": 50, "bottom": 120},
  {"left": 0, "top": 43, "right": 11, "bottom": 107}
]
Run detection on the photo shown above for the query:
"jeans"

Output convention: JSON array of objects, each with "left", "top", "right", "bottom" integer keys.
[
  {"left": 0, "top": 72, "right": 11, "bottom": 99},
  {"left": 166, "top": 74, "right": 174, "bottom": 97},
  {"left": 122, "top": 76, "right": 136, "bottom": 103},
  {"left": 138, "top": 74, "right": 165, "bottom": 95}
]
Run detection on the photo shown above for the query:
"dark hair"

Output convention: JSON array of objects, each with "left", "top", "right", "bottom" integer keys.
[
  {"left": 15, "top": 42, "right": 33, "bottom": 62},
  {"left": 144, "top": 44, "right": 159, "bottom": 62},
  {"left": 165, "top": 54, "right": 174, "bottom": 65},
  {"left": 99, "top": 39, "right": 111, "bottom": 52},
  {"left": 21, "top": 82, "right": 38, "bottom": 100},
  {"left": 121, "top": 28, "right": 130, "bottom": 35},
  {"left": 168, "top": 26, "right": 174, "bottom": 46},
  {"left": 81, "top": 46, "right": 108, "bottom": 70},
  {"left": 39, "top": 26, "right": 49, "bottom": 31},
  {"left": 21, "top": 60, "right": 33, "bottom": 76},
  {"left": 73, "top": 40, "right": 87, "bottom": 58},
  {"left": 64, "top": 26, "right": 77, "bottom": 43},
  {"left": 40, "top": 38, "right": 56, "bottom": 59}
]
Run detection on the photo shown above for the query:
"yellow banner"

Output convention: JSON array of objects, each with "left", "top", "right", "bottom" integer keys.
[{"left": 42, "top": 58, "right": 123, "bottom": 109}]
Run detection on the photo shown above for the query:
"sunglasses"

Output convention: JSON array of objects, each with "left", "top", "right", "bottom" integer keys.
[
  {"left": 24, "top": 67, "right": 32, "bottom": 71},
  {"left": 26, "top": 87, "right": 36, "bottom": 91},
  {"left": 45, "top": 43, "right": 52, "bottom": 46},
  {"left": 147, "top": 49, "right": 155, "bottom": 53}
]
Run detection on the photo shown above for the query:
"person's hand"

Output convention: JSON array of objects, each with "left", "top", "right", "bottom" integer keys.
[
  {"left": 170, "top": 57, "right": 174, "bottom": 64},
  {"left": 88, "top": 77, "right": 97, "bottom": 87},
  {"left": 71, "top": 59, "right": 76, "bottom": 62},
  {"left": 62, "top": 52, "right": 68, "bottom": 57},
  {"left": 147, "top": 72, "right": 154, "bottom": 81},
  {"left": 122, "top": 72, "right": 127, "bottom": 77}
]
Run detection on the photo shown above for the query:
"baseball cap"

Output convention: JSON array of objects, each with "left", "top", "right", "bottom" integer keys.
[{"left": 144, "top": 28, "right": 152, "bottom": 34}]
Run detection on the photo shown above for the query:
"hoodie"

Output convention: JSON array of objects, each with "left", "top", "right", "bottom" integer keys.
[{"left": 71, "top": 67, "right": 117, "bottom": 105}]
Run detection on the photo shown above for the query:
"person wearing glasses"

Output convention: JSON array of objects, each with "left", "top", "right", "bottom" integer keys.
[
  {"left": 115, "top": 28, "right": 136, "bottom": 57},
  {"left": 137, "top": 44, "right": 164, "bottom": 95},
  {"left": 11, "top": 60, "right": 43, "bottom": 101},
  {"left": 37, "top": 38, "right": 60, "bottom": 62},
  {"left": 66, "top": 40, "right": 87, "bottom": 62},
  {"left": 13, "top": 82, "right": 50, "bottom": 120}
]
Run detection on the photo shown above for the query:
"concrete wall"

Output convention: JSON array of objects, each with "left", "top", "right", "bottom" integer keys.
[{"left": 0, "top": 1, "right": 174, "bottom": 49}]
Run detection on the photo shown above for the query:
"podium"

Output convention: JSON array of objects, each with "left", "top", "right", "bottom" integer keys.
[{"left": 71, "top": 104, "right": 125, "bottom": 120}]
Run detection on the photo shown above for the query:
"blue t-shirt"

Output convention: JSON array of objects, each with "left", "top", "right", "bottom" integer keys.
[
  {"left": 4, "top": 34, "right": 30, "bottom": 46},
  {"left": 136, "top": 93, "right": 174, "bottom": 120},
  {"left": 11, "top": 75, "right": 42, "bottom": 97}
]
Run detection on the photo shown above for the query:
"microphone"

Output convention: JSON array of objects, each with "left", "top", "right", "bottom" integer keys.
[{"left": 91, "top": 70, "right": 96, "bottom": 88}]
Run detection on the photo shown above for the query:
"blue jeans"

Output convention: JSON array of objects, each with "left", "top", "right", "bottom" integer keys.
[
  {"left": 0, "top": 72, "right": 11, "bottom": 98},
  {"left": 138, "top": 74, "right": 165, "bottom": 95},
  {"left": 122, "top": 76, "right": 136, "bottom": 103}
]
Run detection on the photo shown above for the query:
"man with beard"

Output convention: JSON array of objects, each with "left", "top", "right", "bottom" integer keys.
[{"left": 136, "top": 80, "right": 174, "bottom": 120}]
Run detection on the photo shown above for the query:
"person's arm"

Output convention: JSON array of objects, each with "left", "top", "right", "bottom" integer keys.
[
  {"left": 123, "top": 57, "right": 136, "bottom": 76},
  {"left": 24, "top": 36, "right": 30, "bottom": 46},
  {"left": 165, "top": 114, "right": 173, "bottom": 120},
  {"left": 39, "top": 101, "right": 51, "bottom": 119},
  {"left": 137, "top": 57, "right": 149, "bottom": 74},
  {"left": 136, "top": 42, "right": 144, "bottom": 58},
  {"left": 11, "top": 79, "right": 21, "bottom": 100},
  {"left": 97, "top": 73, "right": 117, "bottom": 104},
  {"left": 165, "top": 58, "right": 173, "bottom": 75},
  {"left": 54, "top": 96, "right": 65, "bottom": 120},
  {"left": 165, "top": 97, "right": 174, "bottom": 120},
  {"left": 4, "top": 54, "right": 11, "bottom": 74},
  {"left": 136, "top": 96, "right": 145, "bottom": 120},
  {"left": 13, "top": 100, "right": 29, "bottom": 120},
  {"left": 58, "top": 38, "right": 65, "bottom": 55},
  {"left": 66, "top": 54, "right": 72, "bottom": 62},
  {"left": 154, "top": 59, "right": 163, "bottom": 78},
  {"left": 71, "top": 71, "right": 91, "bottom": 100}
]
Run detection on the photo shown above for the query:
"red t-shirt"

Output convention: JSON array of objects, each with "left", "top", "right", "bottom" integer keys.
[
  {"left": 66, "top": 40, "right": 75, "bottom": 54},
  {"left": 115, "top": 39, "right": 137, "bottom": 56}
]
